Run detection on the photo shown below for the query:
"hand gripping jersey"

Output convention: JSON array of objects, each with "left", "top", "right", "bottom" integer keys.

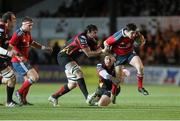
[
  {"left": 105, "top": 28, "right": 135, "bottom": 56},
  {"left": 9, "top": 28, "right": 34, "bottom": 62}
]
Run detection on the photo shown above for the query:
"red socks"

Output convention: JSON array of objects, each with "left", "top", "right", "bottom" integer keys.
[
  {"left": 18, "top": 79, "right": 32, "bottom": 95},
  {"left": 111, "top": 84, "right": 117, "bottom": 95},
  {"left": 137, "top": 75, "right": 143, "bottom": 89}
]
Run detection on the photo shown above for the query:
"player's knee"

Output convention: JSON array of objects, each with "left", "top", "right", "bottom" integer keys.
[
  {"left": 98, "top": 95, "right": 111, "bottom": 106},
  {"left": 136, "top": 64, "right": 144, "bottom": 75},
  {"left": 65, "top": 62, "right": 83, "bottom": 79},
  {"left": 68, "top": 82, "right": 77, "bottom": 89},
  {"left": 29, "top": 74, "right": 39, "bottom": 83},
  {"left": 1, "top": 67, "right": 16, "bottom": 86},
  {"left": 7, "top": 77, "right": 16, "bottom": 87}
]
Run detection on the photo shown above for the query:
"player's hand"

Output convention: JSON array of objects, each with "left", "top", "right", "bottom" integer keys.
[
  {"left": 43, "top": 46, "right": 53, "bottom": 53},
  {"left": 101, "top": 48, "right": 106, "bottom": 53},
  {"left": 6, "top": 50, "right": 16, "bottom": 57},
  {"left": 110, "top": 76, "right": 120, "bottom": 85},
  {"left": 96, "top": 48, "right": 103, "bottom": 54}
]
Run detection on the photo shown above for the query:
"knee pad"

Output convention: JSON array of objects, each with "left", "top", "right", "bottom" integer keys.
[
  {"left": 1, "top": 66, "right": 16, "bottom": 84},
  {"left": 27, "top": 71, "right": 39, "bottom": 83},
  {"left": 67, "top": 81, "right": 77, "bottom": 89}
]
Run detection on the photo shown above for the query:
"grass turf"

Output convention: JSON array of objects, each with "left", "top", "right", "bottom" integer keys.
[{"left": 0, "top": 83, "right": 180, "bottom": 120}]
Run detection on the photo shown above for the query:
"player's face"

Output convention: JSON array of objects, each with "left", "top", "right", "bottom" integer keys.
[
  {"left": 7, "top": 14, "right": 16, "bottom": 30},
  {"left": 22, "top": 22, "right": 33, "bottom": 32},
  {"left": 87, "top": 30, "right": 98, "bottom": 40},
  {"left": 127, "top": 31, "right": 138, "bottom": 39},
  {"left": 104, "top": 56, "right": 115, "bottom": 67}
]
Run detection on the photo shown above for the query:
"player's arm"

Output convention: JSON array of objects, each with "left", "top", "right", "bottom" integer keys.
[
  {"left": 81, "top": 47, "right": 102, "bottom": 57},
  {"left": 97, "top": 64, "right": 119, "bottom": 85},
  {"left": 31, "top": 41, "right": 52, "bottom": 52},
  {"left": 102, "top": 30, "right": 123, "bottom": 53},
  {"left": 137, "top": 32, "right": 146, "bottom": 46},
  {"left": 78, "top": 35, "right": 102, "bottom": 57},
  {"left": 0, "top": 24, "right": 15, "bottom": 57}
]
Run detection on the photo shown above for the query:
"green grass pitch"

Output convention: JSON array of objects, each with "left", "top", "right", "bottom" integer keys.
[
  {"left": 0, "top": 83, "right": 180, "bottom": 120},
  {"left": 0, "top": 66, "right": 180, "bottom": 120}
]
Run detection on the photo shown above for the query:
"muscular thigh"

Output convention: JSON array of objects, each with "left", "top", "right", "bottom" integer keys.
[
  {"left": 0, "top": 66, "right": 16, "bottom": 84},
  {"left": 129, "top": 55, "right": 143, "bottom": 67},
  {"left": 65, "top": 61, "right": 83, "bottom": 79},
  {"left": 27, "top": 68, "right": 38, "bottom": 78}
]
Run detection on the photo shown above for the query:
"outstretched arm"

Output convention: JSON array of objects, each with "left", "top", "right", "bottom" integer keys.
[
  {"left": 31, "top": 41, "right": 53, "bottom": 52},
  {"left": 82, "top": 47, "right": 102, "bottom": 57}
]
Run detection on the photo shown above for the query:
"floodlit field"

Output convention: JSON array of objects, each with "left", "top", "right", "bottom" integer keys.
[{"left": 0, "top": 83, "right": 180, "bottom": 120}]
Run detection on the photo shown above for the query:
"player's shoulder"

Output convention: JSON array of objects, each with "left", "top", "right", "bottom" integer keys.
[
  {"left": 79, "top": 34, "right": 87, "bottom": 40},
  {"left": 15, "top": 28, "right": 24, "bottom": 37},
  {"left": 113, "top": 28, "right": 126, "bottom": 39},
  {"left": 78, "top": 34, "right": 88, "bottom": 44}
]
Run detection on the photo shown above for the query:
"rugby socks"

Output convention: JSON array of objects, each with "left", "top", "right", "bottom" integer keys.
[
  {"left": 18, "top": 79, "right": 33, "bottom": 94},
  {"left": 6, "top": 86, "right": 15, "bottom": 103},
  {"left": 22, "top": 86, "right": 30, "bottom": 102},
  {"left": 52, "top": 84, "right": 70, "bottom": 99},
  {"left": 137, "top": 74, "right": 143, "bottom": 89},
  {"left": 111, "top": 84, "right": 117, "bottom": 95},
  {"left": 77, "top": 78, "right": 88, "bottom": 99}
]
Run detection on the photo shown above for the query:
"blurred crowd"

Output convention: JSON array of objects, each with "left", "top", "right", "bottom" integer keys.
[{"left": 38, "top": 0, "right": 179, "bottom": 17}]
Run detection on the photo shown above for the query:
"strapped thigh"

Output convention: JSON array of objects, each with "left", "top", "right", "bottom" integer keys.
[
  {"left": 0, "top": 66, "right": 15, "bottom": 83},
  {"left": 65, "top": 61, "right": 82, "bottom": 81}
]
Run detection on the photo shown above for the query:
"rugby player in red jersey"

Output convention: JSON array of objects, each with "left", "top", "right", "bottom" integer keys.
[
  {"left": 0, "top": 12, "right": 17, "bottom": 107},
  {"left": 48, "top": 24, "right": 103, "bottom": 106},
  {"left": 102, "top": 23, "right": 149, "bottom": 95},
  {"left": 9, "top": 16, "right": 52, "bottom": 105}
]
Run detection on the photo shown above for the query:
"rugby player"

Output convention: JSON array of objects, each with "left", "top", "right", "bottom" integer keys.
[{"left": 9, "top": 16, "right": 52, "bottom": 105}]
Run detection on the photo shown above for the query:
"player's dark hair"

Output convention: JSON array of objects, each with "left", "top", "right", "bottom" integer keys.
[
  {"left": 1, "top": 11, "right": 14, "bottom": 23},
  {"left": 22, "top": 16, "right": 33, "bottom": 23},
  {"left": 84, "top": 24, "right": 98, "bottom": 34},
  {"left": 126, "top": 23, "right": 137, "bottom": 31}
]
